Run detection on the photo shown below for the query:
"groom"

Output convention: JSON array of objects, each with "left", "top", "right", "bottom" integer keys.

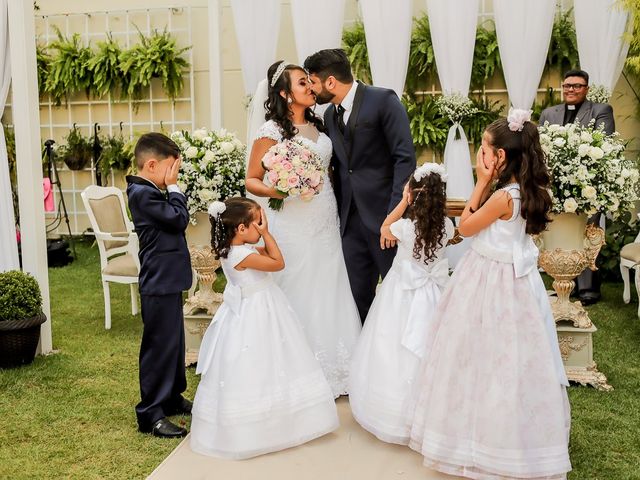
[{"left": 304, "top": 49, "right": 415, "bottom": 323}]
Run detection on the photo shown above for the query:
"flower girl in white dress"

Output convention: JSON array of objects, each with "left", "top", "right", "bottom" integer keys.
[
  {"left": 349, "top": 163, "right": 453, "bottom": 445},
  {"left": 409, "top": 114, "right": 571, "bottom": 479},
  {"left": 190, "top": 197, "right": 339, "bottom": 460}
]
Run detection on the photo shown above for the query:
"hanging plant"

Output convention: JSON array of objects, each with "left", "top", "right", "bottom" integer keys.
[
  {"left": 87, "top": 34, "right": 123, "bottom": 98},
  {"left": 546, "top": 9, "right": 579, "bottom": 75},
  {"left": 59, "top": 127, "right": 93, "bottom": 170},
  {"left": 342, "top": 21, "right": 372, "bottom": 84},
  {"left": 99, "top": 134, "right": 134, "bottom": 177},
  {"left": 44, "top": 28, "right": 92, "bottom": 105},
  {"left": 403, "top": 94, "right": 449, "bottom": 154},
  {"left": 119, "top": 28, "right": 190, "bottom": 101},
  {"left": 406, "top": 15, "right": 437, "bottom": 93},
  {"left": 471, "top": 23, "right": 501, "bottom": 90},
  {"left": 36, "top": 44, "right": 50, "bottom": 95}
]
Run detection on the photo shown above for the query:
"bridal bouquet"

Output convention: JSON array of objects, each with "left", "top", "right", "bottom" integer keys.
[
  {"left": 538, "top": 121, "right": 639, "bottom": 217},
  {"left": 171, "top": 128, "right": 246, "bottom": 223},
  {"left": 261, "top": 139, "right": 325, "bottom": 211}
]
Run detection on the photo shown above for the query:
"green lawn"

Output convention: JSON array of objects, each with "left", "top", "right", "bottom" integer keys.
[{"left": 1, "top": 239, "right": 639, "bottom": 479}]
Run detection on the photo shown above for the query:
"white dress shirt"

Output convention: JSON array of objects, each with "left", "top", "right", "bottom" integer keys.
[{"left": 339, "top": 81, "right": 359, "bottom": 125}]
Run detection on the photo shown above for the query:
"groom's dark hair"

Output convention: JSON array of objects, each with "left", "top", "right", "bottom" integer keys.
[{"left": 304, "top": 49, "right": 354, "bottom": 83}]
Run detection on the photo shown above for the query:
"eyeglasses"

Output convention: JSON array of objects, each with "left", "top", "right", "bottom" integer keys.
[{"left": 561, "top": 83, "right": 588, "bottom": 91}]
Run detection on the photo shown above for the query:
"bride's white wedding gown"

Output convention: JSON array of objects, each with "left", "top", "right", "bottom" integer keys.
[{"left": 255, "top": 120, "right": 362, "bottom": 397}]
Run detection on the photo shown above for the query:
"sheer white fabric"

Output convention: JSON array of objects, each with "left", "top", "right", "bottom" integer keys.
[
  {"left": 0, "top": 0, "right": 19, "bottom": 272},
  {"left": 291, "top": 0, "right": 346, "bottom": 65},
  {"left": 494, "top": 0, "right": 555, "bottom": 110},
  {"left": 427, "top": 0, "right": 478, "bottom": 201},
  {"left": 574, "top": 0, "right": 632, "bottom": 94},
  {"left": 230, "top": 0, "right": 280, "bottom": 95},
  {"left": 191, "top": 245, "right": 339, "bottom": 459},
  {"left": 254, "top": 120, "right": 362, "bottom": 397},
  {"left": 359, "top": 0, "right": 413, "bottom": 97}
]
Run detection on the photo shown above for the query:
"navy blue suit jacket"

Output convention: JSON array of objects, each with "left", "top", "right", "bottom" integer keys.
[
  {"left": 324, "top": 82, "right": 415, "bottom": 235},
  {"left": 126, "top": 176, "right": 192, "bottom": 296}
]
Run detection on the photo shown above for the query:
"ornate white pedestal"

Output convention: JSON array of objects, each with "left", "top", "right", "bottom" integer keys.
[
  {"left": 537, "top": 215, "right": 612, "bottom": 391},
  {"left": 183, "top": 212, "right": 223, "bottom": 366}
]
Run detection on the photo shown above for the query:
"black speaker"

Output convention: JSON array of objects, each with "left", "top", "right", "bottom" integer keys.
[{"left": 47, "top": 239, "right": 73, "bottom": 268}]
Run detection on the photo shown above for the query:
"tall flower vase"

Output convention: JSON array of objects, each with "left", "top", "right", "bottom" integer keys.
[
  {"left": 536, "top": 213, "right": 612, "bottom": 391},
  {"left": 183, "top": 211, "right": 223, "bottom": 365}
]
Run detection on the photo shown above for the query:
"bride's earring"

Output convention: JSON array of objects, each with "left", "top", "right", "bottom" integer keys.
[{"left": 287, "top": 97, "right": 293, "bottom": 104}]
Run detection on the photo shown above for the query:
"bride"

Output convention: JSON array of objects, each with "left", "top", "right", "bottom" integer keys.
[{"left": 245, "top": 61, "right": 361, "bottom": 397}]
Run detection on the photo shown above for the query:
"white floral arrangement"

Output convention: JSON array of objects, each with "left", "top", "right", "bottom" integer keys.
[
  {"left": 435, "top": 93, "right": 478, "bottom": 124},
  {"left": 586, "top": 84, "right": 612, "bottom": 104},
  {"left": 539, "top": 121, "right": 639, "bottom": 217},
  {"left": 171, "top": 128, "right": 246, "bottom": 223}
]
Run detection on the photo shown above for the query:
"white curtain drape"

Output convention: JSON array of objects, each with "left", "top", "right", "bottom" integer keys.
[
  {"left": 427, "top": 0, "right": 479, "bottom": 201},
  {"left": 359, "top": 0, "right": 413, "bottom": 97},
  {"left": 230, "top": 0, "right": 281, "bottom": 95},
  {"left": 574, "top": 0, "right": 632, "bottom": 94},
  {"left": 494, "top": 0, "right": 555, "bottom": 110},
  {"left": 291, "top": 0, "right": 346, "bottom": 65},
  {"left": 0, "top": 0, "right": 19, "bottom": 272}
]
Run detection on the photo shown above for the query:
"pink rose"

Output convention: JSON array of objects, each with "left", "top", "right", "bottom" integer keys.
[
  {"left": 262, "top": 154, "right": 274, "bottom": 169},
  {"left": 300, "top": 188, "right": 315, "bottom": 201},
  {"left": 295, "top": 167, "right": 305, "bottom": 176},
  {"left": 287, "top": 175, "right": 300, "bottom": 187},
  {"left": 308, "top": 171, "right": 322, "bottom": 188},
  {"left": 267, "top": 171, "right": 279, "bottom": 184},
  {"left": 281, "top": 160, "right": 293, "bottom": 171}
]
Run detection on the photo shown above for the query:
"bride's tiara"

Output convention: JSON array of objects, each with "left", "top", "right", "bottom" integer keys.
[{"left": 270, "top": 61, "right": 290, "bottom": 88}]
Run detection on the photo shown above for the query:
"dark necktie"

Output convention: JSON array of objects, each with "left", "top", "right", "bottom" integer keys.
[{"left": 336, "top": 104, "right": 346, "bottom": 135}]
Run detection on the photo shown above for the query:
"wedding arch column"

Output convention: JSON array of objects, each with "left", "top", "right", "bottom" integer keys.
[
  {"left": 426, "top": 0, "right": 479, "bottom": 201},
  {"left": 7, "top": 0, "right": 52, "bottom": 353},
  {"left": 574, "top": 0, "right": 632, "bottom": 102},
  {"left": 291, "top": 0, "right": 346, "bottom": 65},
  {"left": 359, "top": 0, "right": 413, "bottom": 97},
  {"left": 494, "top": 0, "right": 555, "bottom": 110},
  {"left": 207, "top": 0, "right": 223, "bottom": 129},
  {"left": 230, "top": 0, "right": 281, "bottom": 96},
  {"left": 0, "top": 0, "right": 18, "bottom": 272}
]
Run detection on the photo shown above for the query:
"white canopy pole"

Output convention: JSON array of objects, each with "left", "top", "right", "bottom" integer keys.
[
  {"left": 8, "top": 0, "right": 51, "bottom": 353},
  {"left": 208, "top": 0, "right": 223, "bottom": 130}
]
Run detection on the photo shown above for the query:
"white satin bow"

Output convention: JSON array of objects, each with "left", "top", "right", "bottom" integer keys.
[
  {"left": 399, "top": 259, "right": 450, "bottom": 357},
  {"left": 513, "top": 224, "right": 539, "bottom": 279}
]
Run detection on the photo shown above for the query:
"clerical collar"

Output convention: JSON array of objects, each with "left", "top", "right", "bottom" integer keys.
[{"left": 567, "top": 105, "right": 576, "bottom": 110}]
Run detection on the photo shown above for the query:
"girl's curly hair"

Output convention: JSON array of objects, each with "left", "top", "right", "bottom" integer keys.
[
  {"left": 210, "top": 197, "right": 260, "bottom": 259},
  {"left": 264, "top": 61, "right": 326, "bottom": 140},
  {"left": 405, "top": 171, "right": 448, "bottom": 265}
]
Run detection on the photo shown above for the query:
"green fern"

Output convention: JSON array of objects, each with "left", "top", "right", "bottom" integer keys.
[
  {"left": 44, "top": 27, "right": 92, "bottom": 105},
  {"left": 461, "top": 96, "right": 504, "bottom": 147},
  {"left": 342, "top": 21, "right": 372, "bottom": 84},
  {"left": 546, "top": 9, "right": 579, "bottom": 73},
  {"left": 406, "top": 15, "right": 437, "bottom": 92},
  {"left": 87, "top": 34, "right": 122, "bottom": 98},
  {"left": 36, "top": 44, "right": 50, "bottom": 94},
  {"left": 471, "top": 22, "right": 501, "bottom": 90},
  {"left": 403, "top": 94, "right": 449, "bottom": 153}
]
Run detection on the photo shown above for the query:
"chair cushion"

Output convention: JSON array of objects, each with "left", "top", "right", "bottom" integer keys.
[
  {"left": 620, "top": 243, "right": 640, "bottom": 263},
  {"left": 102, "top": 254, "right": 138, "bottom": 277}
]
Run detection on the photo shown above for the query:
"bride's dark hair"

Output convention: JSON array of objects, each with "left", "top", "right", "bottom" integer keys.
[{"left": 265, "top": 61, "right": 326, "bottom": 140}]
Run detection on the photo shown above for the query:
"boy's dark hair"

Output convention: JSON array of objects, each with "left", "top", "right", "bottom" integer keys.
[
  {"left": 563, "top": 69, "right": 589, "bottom": 84},
  {"left": 303, "top": 49, "right": 354, "bottom": 83},
  {"left": 134, "top": 132, "right": 181, "bottom": 170},
  {"left": 210, "top": 197, "right": 260, "bottom": 259}
]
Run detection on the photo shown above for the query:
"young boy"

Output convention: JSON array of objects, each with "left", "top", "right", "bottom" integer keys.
[{"left": 126, "top": 132, "right": 193, "bottom": 438}]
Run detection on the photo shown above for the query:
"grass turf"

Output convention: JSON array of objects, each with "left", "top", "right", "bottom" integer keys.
[{"left": 0, "top": 239, "right": 639, "bottom": 479}]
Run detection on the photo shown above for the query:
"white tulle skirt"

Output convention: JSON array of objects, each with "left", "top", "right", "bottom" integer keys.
[
  {"left": 349, "top": 265, "right": 444, "bottom": 445},
  {"left": 408, "top": 249, "right": 572, "bottom": 479},
  {"left": 190, "top": 283, "right": 339, "bottom": 460}
]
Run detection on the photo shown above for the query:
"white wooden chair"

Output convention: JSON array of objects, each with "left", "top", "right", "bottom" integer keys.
[
  {"left": 620, "top": 213, "right": 640, "bottom": 317},
  {"left": 81, "top": 186, "right": 140, "bottom": 329}
]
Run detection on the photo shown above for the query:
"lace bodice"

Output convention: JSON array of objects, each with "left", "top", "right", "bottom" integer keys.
[{"left": 255, "top": 120, "right": 333, "bottom": 170}]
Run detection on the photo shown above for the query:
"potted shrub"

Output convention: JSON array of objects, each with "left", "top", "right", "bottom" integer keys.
[
  {"left": 60, "top": 127, "right": 93, "bottom": 170},
  {"left": 0, "top": 270, "right": 47, "bottom": 369}
]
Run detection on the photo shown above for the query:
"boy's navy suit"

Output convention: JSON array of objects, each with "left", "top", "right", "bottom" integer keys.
[{"left": 126, "top": 175, "right": 192, "bottom": 429}]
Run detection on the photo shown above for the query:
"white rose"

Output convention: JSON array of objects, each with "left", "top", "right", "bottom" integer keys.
[
  {"left": 554, "top": 138, "right": 566, "bottom": 147},
  {"left": 200, "top": 189, "right": 215, "bottom": 202},
  {"left": 588, "top": 146, "right": 604, "bottom": 160},
  {"left": 563, "top": 198, "right": 578, "bottom": 213},
  {"left": 185, "top": 146, "right": 199, "bottom": 159},
  {"left": 220, "top": 142, "right": 235, "bottom": 154},
  {"left": 203, "top": 136, "right": 213, "bottom": 145},
  {"left": 177, "top": 181, "right": 187, "bottom": 191},
  {"left": 621, "top": 168, "right": 632, "bottom": 178},
  {"left": 577, "top": 144, "right": 590, "bottom": 158},
  {"left": 582, "top": 185, "right": 597, "bottom": 199},
  {"left": 203, "top": 150, "right": 216, "bottom": 164},
  {"left": 192, "top": 129, "right": 208, "bottom": 141},
  {"left": 580, "top": 131, "right": 593, "bottom": 144}
]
